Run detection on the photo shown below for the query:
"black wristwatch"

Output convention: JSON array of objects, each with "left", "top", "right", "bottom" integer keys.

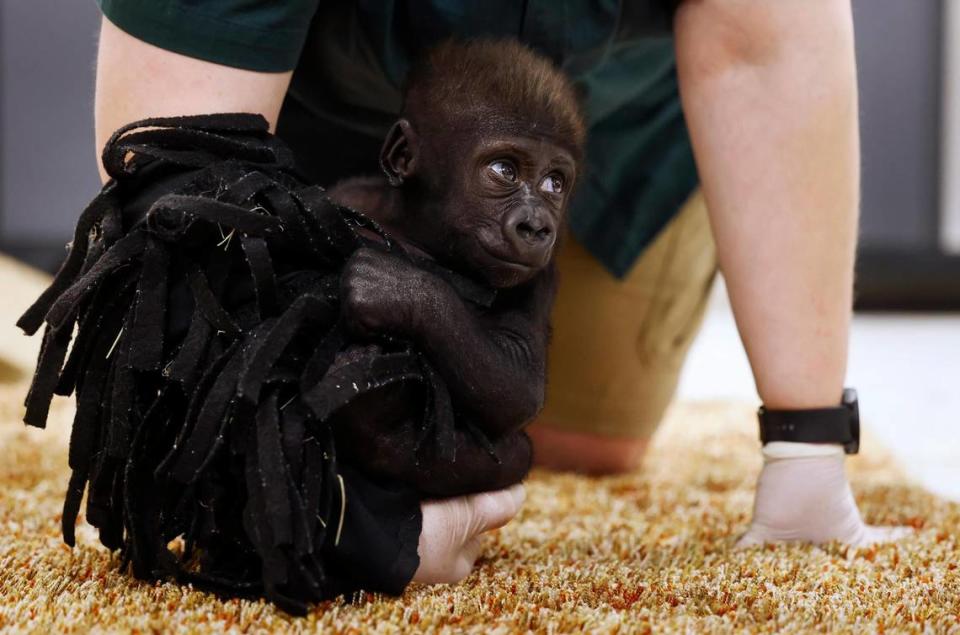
[{"left": 757, "top": 387, "right": 860, "bottom": 454}]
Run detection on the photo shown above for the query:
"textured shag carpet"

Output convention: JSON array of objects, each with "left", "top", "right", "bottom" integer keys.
[{"left": 1, "top": 259, "right": 958, "bottom": 633}]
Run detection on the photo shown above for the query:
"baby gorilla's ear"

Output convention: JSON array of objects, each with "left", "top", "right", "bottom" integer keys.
[{"left": 379, "top": 119, "right": 420, "bottom": 187}]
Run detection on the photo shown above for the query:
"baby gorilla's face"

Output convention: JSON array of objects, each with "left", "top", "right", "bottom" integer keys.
[{"left": 432, "top": 132, "right": 577, "bottom": 288}]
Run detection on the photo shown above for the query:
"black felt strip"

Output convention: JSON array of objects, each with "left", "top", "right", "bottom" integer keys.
[
  {"left": 241, "top": 428, "right": 285, "bottom": 594},
  {"left": 67, "top": 339, "right": 113, "bottom": 474},
  {"left": 102, "top": 113, "right": 267, "bottom": 153},
  {"left": 279, "top": 399, "right": 306, "bottom": 483},
  {"left": 44, "top": 230, "right": 147, "bottom": 330},
  {"left": 149, "top": 194, "right": 283, "bottom": 236},
  {"left": 219, "top": 171, "right": 278, "bottom": 206},
  {"left": 61, "top": 319, "right": 116, "bottom": 545},
  {"left": 277, "top": 411, "right": 324, "bottom": 574},
  {"left": 55, "top": 294, "right": 100, "bottom": 397},
  {"left": 166, "top": 305, "right": 213, "bottom": 387},
  {"left": 122, "top": 389, "right": 169, "bottom": 579},
  {"left": 108, "top": 127, "right": 275, "bottom": 166},
  {"left": 187, "top": 264, "right": 240, "bottom": 336},
  {"left": 421, "top": 362, "right": 457, "bottom": 463},
  {"left": 23, "top": 324, "right": 72, "bottom": 428},
  {"left": 86, "top": 455, "right": 123, "bottom": 549},
  {"left": 129, "top": 238, "right": 169, "bottom": 371},
  {"left": 237, "top": 295, "right": 334, "bottom": 403},
  {"left": 99, "top": 196, "right": 125, "bottom": 245},
  {"left": 56, "top": 275, "right": 137, "bottom": 397},
  {"left": 256, "top": 391, "right": 293, "bottom": 548},
  {"left": 101, "top": 113, "right": 270, "bottom": 180},
  {"left": 87, "top": 464, "right": 124, "bottom": 551},
  {"left": 167, "top": 343, "right": 245, "bottom": 483},
  {"left": 290, "top": 187, "right": 343, "bottom": 262},
  {"left": 301, "top": 434, "right": 329, "bottom": 545},
  {"left": 241, "top": 235, "right": 277, "bottom": 319},
  {"left": 155, "top": 341, "right": 237, "bottom": 480},
  {"left": 262, "top": 187, "right": 324, "bottom": 260},
  {"left": 302, "top": 350, "right": 423, "bottom": 421},
  {"left": 287, "top": 530, "right": 325, "bottom": 593},
  {"left": 298, "top": 326, "right": 345, "bottom": 394},
  {"left": 111, "top": 146, "right": 219, "bottom": 174},
  {"left": 106, "top": 326, "right": 135, "bottom": 458},
  {"left": 61, "top": 469, "right": 88, "bottom": 547},
  {"left": 17, "top": 186, "right": 117, "bottom": 335}
]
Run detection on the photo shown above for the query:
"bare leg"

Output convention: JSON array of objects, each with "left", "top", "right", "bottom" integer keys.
[
  {"left": 675, "top": 0, "right": 906, "bottom": 545},
  {"left": 676, "top": 0, "right": 857, "bottom": 409}
]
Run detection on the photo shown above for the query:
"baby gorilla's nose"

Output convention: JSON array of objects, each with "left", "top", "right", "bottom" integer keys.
[
  {"left": 515, "top": 219, "right": 552, "bottom": 243},
  {"left": 503, "top": 206, "right": 556, "bottom": 264}
]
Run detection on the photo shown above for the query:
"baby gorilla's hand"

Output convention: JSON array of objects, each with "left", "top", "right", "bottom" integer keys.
[{"left": 340, "top": 247, "right": 442, "bottom": 338}]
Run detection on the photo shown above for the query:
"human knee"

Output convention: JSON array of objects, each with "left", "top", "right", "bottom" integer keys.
[
  {"left": 528, "top": 424, "right": 649, "bottom": 475},
  {"left": 582, "top": 439, "right": 648, "bottom": 475}
]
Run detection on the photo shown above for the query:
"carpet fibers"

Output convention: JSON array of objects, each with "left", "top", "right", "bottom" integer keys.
[
  {"left": 0, "top": 250, "right": 954, "bottom": 635},
  {"left": 1, "top": 380, "right": 958, "bottom": 634}
]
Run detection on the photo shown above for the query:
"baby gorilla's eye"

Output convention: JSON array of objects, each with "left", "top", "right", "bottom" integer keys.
[
  {"left": 539, "top": 173, "right": 564, "bottom": 194},
  {"left": 489, "top": 160, "right": 518, "bottom": 182}
]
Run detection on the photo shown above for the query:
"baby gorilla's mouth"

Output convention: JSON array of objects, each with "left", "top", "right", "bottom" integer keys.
[
  {"left": 465, "top": 236, "right": 542, "bottom": 289},
  {"left": 477, "top": 239, "right": 539, "bottom": 270}
]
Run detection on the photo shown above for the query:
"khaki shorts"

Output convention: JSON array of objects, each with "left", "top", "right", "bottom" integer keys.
[{"left": 539, "top": 190, "right": 717, "bottom": 439}]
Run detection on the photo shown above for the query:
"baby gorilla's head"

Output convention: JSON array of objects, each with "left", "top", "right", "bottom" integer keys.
[{"left": 380, "top": 39, "right": 586, "bottom": 288}]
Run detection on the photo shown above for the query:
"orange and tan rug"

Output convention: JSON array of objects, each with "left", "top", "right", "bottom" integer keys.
[{"left": 0, "top": 258, "right": 958, "bottom": 633}]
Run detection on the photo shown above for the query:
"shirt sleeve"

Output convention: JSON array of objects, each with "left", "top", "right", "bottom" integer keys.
[{"left": 97, "top": 0, "right": 320, "bottom": 72}]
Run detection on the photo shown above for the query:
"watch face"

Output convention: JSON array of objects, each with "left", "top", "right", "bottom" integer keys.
[
  {"left": 842, "top": 387, "right": 858, "bottom": 408},
  {"left": 842, "top": 387, "right": 860, "bottom": 454}
]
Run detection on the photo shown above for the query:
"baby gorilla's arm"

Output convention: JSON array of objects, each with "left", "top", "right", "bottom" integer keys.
[
  {"left": 341, "top": 247, "right": 555, "bottom": 437},
  {"left": 332, "top": 385, "right": 533, "bottom": 498}
]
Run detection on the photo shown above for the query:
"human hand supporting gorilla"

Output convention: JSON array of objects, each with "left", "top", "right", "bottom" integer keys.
[{"left": 416, "top": 484, "right": 527, "bottom": 584}]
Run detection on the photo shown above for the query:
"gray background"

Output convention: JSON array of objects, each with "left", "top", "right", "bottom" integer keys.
[
  {"left": 0, "top": 0, "right": 948, "bottom": 270},
  {"left": 1, "top": 0, "right": 101, "bottom": 266},
  {"left": 853, "top": 0, "right": 942, "bottom": 249}
]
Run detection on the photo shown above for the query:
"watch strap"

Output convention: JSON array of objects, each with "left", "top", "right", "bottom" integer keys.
[{"left": 758, "top": 388, "right": 860, "bottom": 454}]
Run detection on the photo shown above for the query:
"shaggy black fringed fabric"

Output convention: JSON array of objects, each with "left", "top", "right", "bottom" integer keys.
[{"left": 17, "top": 114, "right": 495, "bottom": 615}]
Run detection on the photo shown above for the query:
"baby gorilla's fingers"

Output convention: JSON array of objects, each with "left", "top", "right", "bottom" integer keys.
[
  {"left": 413, "top": 485, "right": 526, "bottom": 585},
  {"left": 339, "top": 248, "right": 430, "bottom": 337}
]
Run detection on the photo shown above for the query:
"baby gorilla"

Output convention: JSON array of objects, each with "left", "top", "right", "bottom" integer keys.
[{"left": 326, "top": 40, "right": 585, "bottom": 497}]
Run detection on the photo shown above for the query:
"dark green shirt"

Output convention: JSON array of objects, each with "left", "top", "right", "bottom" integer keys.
[{"left": 97, "top": 0, "right": 697, "bottom": 277}]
